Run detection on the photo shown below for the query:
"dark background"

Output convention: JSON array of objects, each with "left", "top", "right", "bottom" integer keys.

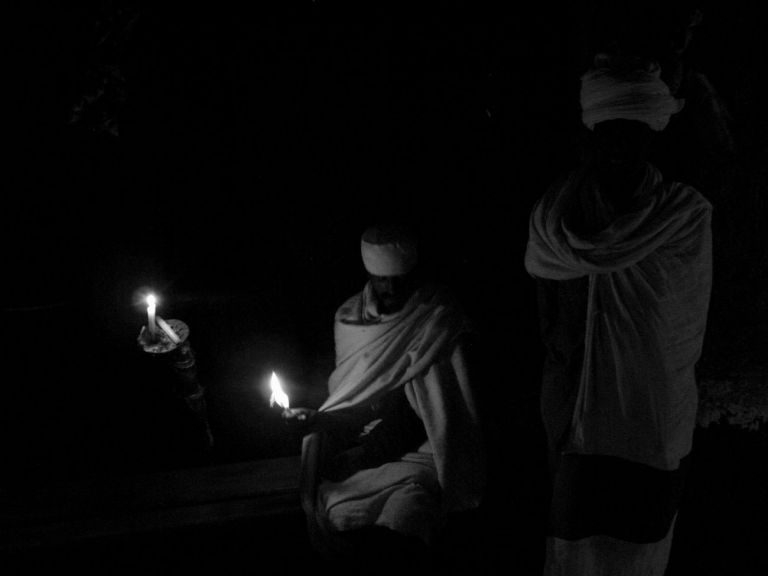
[{"left": 3, "top": 0, "right": 766, "bottom": 493}]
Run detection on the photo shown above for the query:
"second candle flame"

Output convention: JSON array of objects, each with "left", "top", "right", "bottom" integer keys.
[{"left": 269, "top": 372, "right": 290, "bottom": 410}]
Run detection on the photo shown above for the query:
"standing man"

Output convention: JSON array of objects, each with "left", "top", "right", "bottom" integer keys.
[
  {"left": 286, "top": 224, "right": 485, "bottom": 566},
  {"left": 525, "top": 55, "right": 712, "bottom": 575}
]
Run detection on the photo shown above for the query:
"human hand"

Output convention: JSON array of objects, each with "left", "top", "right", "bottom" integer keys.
[{"left": 281, "top": 407, "right": 317, "bottom": 427}]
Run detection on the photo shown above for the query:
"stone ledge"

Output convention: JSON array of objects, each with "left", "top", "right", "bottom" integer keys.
[{"left": 0, "top": 456, "right": 302, "bottom": 552}]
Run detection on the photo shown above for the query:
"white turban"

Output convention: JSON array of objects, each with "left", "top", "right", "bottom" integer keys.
[
  {"left": 360, "top": 226, "right": 418, "bottom": 277},
  {"left": 580, "top": 60, "right": 685, "bottom": 131}
]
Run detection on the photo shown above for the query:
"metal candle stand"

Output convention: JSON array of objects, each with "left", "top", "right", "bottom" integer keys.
[{"left": 138, "top": 319, "right": 214, "bottom": 455}]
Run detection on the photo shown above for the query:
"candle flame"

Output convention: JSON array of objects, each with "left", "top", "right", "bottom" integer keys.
[
  {"left": 269, "top": 372, "right": 290, "bottom": 410},
  {"left": 146, "top": 294, "right": 157, "bottom": 308}
]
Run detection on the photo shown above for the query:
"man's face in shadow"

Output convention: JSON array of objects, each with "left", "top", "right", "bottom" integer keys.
[
  {"left": 369, "top": 273, "right": 417, "bottom": 315},
  {"left": 593, "top": 119, "right": 654, "bottom": 174},
  {"left": 592, "top": 119, "right": 655, "bottom": 192}
]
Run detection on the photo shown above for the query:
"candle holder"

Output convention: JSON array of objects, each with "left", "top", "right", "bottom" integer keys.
[
  {"left": 137, "top": 319, "right": 214, "bottom": 454},
  {"left": 137, "top": 318, "right": 189, "bottom": 355}
]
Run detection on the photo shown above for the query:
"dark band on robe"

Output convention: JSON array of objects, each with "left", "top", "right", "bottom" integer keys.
[{"left": 548, "top": 452, "right": 690, "bottom": 543}]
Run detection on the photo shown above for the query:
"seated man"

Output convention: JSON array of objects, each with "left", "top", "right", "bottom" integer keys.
[{"left": 285, "top": 224, "right": 485, "bottom": 561}]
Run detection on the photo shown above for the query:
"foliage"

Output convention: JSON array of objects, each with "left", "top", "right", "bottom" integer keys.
[
  {"left": 69, "top": 1, "right": 140, "bottom": 137},
  {"left": 697, "top": 371, "right": 768, "bottom": 431}
]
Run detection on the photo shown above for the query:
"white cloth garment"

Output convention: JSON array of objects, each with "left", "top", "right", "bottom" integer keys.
[
  {"left": 544, "top": 515, "right": 678, "bottom": 576},
  {"left": 360, "top": 236, "right": 418, "bottom": 276},
  {"left": 317, "top": 284, "right": 485, "bottom": 544},
  {"left": 525, "top": 163, "right": 712, "bottom": 471}
]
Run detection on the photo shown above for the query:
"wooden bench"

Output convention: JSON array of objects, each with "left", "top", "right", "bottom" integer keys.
[{"left": 0, "top": 456, "right": 302, "bottom": 552}]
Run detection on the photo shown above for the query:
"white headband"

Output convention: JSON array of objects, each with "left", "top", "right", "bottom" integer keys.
[
  {"left": 360, "top": 238, "right": 418, "bottom": 276},
  {"left": 580, "top": 62, "right": 685, "bottom": 131}
]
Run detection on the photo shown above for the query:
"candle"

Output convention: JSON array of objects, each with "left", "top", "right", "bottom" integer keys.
[
  {"left": 146, "top": 294, "right": 157, "bottom": 337},
  {"left": 156, "top": 316, "right": 181, "bottom": 344}
]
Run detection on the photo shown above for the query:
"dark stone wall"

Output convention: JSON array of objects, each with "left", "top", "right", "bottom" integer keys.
[{"left": 4, "top": 1, "right": 765, "bottom": 473}]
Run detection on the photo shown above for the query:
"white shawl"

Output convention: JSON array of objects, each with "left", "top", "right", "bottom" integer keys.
[
  {"left": 525, "top": 164, "right": 712, "bottom": 470},
  {"left": 321, "top": 284, "right": 469, "bottom": 412}
]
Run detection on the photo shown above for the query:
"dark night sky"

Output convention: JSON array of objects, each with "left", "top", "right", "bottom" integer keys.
[{"left": 3, "top": 2, "right": 766, "bottom": 474}]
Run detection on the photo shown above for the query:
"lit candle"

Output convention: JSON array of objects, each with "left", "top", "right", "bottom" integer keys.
[
  {"left": 269, "top": 372, "right": 290, "bottom": 411},
  {"left": 146, "top": 294, "right": 157, "bottom": 337}
]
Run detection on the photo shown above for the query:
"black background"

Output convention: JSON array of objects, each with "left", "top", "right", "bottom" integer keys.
[{"left": 4, "top": 1, "right": 766, "bottom": 479}]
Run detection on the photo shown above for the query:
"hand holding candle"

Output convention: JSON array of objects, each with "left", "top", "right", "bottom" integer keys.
[
  {"left": 282, "top": 407, "right": 316, "bottom": 424},
  {"left": 269, "top": 372, "right": 315, "bottom": 424}
]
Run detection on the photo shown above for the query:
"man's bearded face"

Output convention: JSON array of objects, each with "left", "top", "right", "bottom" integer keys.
[{"left": 369, "top": 273, "right": 416, "bottom": 314}]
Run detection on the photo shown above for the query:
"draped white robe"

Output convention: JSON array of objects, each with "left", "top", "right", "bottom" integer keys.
[
  {"left": 316, "top": 284, "right": 485, "bottom": 544},
  {"left": 526, "top": 163, "right": 712, "bottom": 576},
  {"left": 526, "top": 164, "right": 712, "bottom": 471}
]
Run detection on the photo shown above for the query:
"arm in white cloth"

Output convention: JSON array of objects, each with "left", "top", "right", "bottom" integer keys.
[{"left": 405, "top": 336, "right": 486, "bottom": 512}]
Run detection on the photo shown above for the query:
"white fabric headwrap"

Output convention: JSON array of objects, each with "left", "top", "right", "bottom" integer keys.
[
  {"left": 580, "top": 62, "right": 685, "bottom": 131},
  {"left": 360, "top": 235, "right": 418, "bottom": 276}
]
